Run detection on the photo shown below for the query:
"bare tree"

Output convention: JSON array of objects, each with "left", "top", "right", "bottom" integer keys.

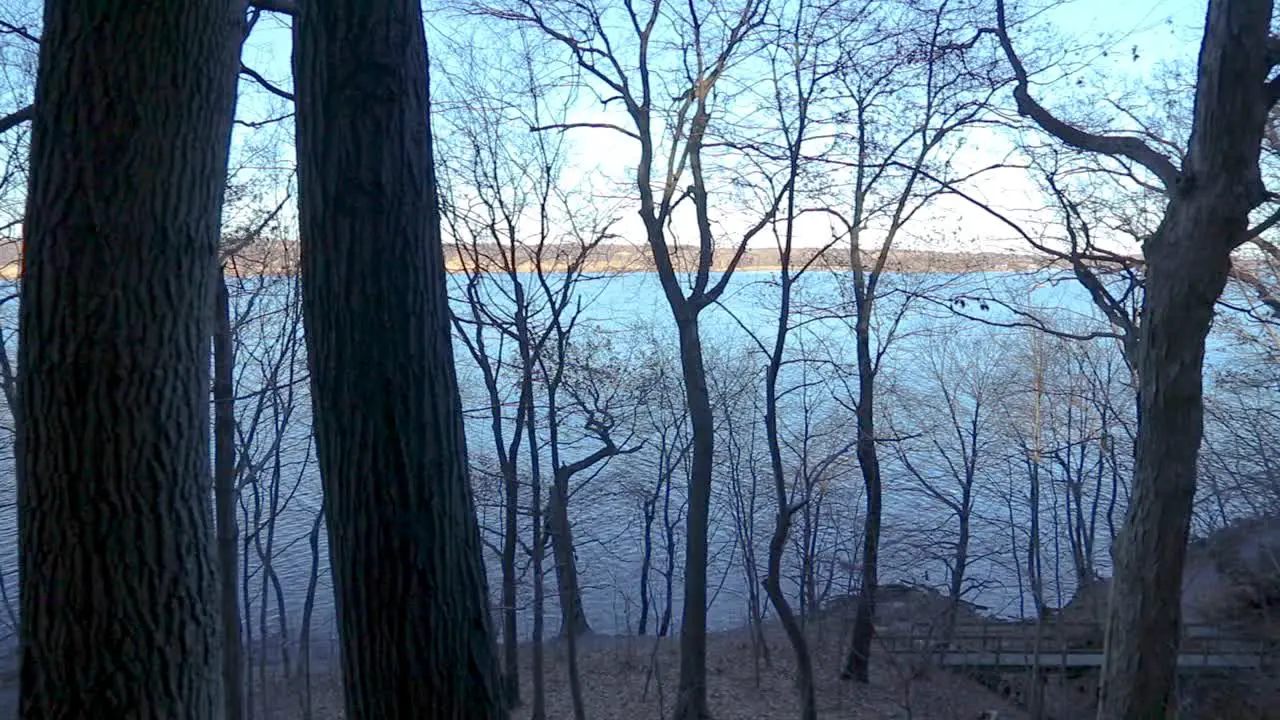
[
  {"left": 888, "top": 332, "right": 1007, "bottom": 635},
  {"left": 629, "top": 335, "right": 694, "bottom": 641},
  {"left": 481, "top": 2, "right": 787, "bottom": 715},
  {"left": 738, "top": 3, "right": 847, "bottom": 712},
  {"left": 799, "top": 0, "right": 1009, "bottom": 682},
  {"left": 991, "top": 1, "right": 1280, "bottom": 716},
  {"left": 437, "top": 31, "right": 634, "bottom": 709}
]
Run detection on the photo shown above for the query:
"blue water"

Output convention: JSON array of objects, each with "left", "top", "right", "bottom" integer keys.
[{"left": 0, "top": 266, "right": 1267, "bottom": 649}]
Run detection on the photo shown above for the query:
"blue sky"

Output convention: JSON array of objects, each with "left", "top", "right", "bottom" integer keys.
[{"left": 230, "top": 0, "right": 1215, "bottom": 253}]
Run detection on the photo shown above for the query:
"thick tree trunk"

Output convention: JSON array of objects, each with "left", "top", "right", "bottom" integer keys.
[
  {"left": 293, "top": 2, "right": 504, "bottom": 717},
  {"left": 1098, "top": 200, "right": 1241, "bottom": 719},
  {"left": 214, "top": 269, "right": 245, "bottom": 720},
  {"left": 672, "top": 312, "right": 715, "bottom": 720},
  {"left": 549, "top": 481, "right": 591, "bottom": 637},
  {"left": 1097, "top": 2, "right": 1273, "bottom": 717},
  {"left": 16, "top": 2, "right": 240, "bottom": 716}
]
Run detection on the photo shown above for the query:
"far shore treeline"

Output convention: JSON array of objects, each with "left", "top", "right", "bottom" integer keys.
[{"left": 0, "top": 240, "right": 1124, "bottom": 280}]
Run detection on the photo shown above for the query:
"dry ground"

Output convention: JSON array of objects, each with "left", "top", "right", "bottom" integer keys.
[{"left": 255, "top": 611, "right": 1026, "bottom": 720}]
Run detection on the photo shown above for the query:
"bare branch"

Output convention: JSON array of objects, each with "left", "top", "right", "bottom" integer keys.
[
  {"left": 530, "top": 121, "right": 640, "bottom": 140},
  {"left": 235, "top": 112, "right": 295, "bottom": 130},
  {"left": 1248, "top": 235, "right": 1280, "bottom": 264},
  {"left": 0, "top": 106, "right": 31, "bottom": 135},
  {"left": 248, "top": 0, "right": 296, "bottom": 15},
  {"left": 240, "top": 64, "right": 294, "bottom": 102},
  {"left": 992, "top": 0, "right": 1180, "bottom": 189},
  {"left": 1228, "top": 262, "right": 1280, "bottom": 316},
  {"left": 0, "top": 20, "right": 37, "bottom": 44},
  {"left": 1248, "top": 204, "right": 1280, "bottom": 238}
]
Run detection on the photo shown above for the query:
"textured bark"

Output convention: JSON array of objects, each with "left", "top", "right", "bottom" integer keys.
[
  {"left": 16, "top": 1, "right": 240, "bottom": 716},
  {"left": 991, "top": 1, "right": 1277, "bottom": 716},
  {"left": 671, "top": 312, "right": 715, "bottom": 720},
  {"left": 215, "top": 270, "right": 245, "bottom": 720},
  {"left": 548, "top": 487, "right": 590, "bottom": 637},
  {"left": 292, "top": 1, "right": 505, "bottom": 718},
  {"left": 1096, "top": 2, "right": 1274, "bottom": 717}
]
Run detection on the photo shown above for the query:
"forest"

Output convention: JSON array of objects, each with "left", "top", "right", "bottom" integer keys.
[{"left": 0, "top": 0, "right": 1278, "bottom": 719}]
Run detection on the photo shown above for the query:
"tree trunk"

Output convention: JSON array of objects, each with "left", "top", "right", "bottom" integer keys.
[
  {"left": 1097, "top": 2, "right": 1273, "bottom": 717},
  {"left": 661, "top": 471, "right": 678, "bottom": 638},
  {"left": 292, "top": 1, "right": 505, "bottom": 717},
  {"left": 1098, "top": 180, "right": 1242, "bottom": 720},
  {"left": 639, "top": 492, "right": 657, "bottom": 635},
  {"left": 549, "top": 481, "right": 591, "bottom": 637},
  {"left": 526, "top": 383, "right": 547, "bottom": 720},
  {"left": 762, "top": 217, "right": 815, "bottom": 716},
  {"left": 672, "top": 312, "right": 715, "bottom": 720},
  {"left": 299, "top": 505, "right": 325, "bottom": 720},
  {"left": 946, "top": 509, "right": 971, "bottom": 637},
  {"left": 1028, "top": 459, "right": 1047, "bottom": 617},
  {"left": 844, "top": 326, "right": 881, "bottom": 682},
  {"left": 501, "top": 463, "right": 520, "bottom": 707},
  {"left": 215, "top": 269, "right": 245, "bottom": 720},
  {"left": 16, "top": 1, "right": 239, "bottom": 715}
]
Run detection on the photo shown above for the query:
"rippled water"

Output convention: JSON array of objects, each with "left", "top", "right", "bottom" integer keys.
[{"left": 0, "top": 268, "right": 1256, "bottom": 649}]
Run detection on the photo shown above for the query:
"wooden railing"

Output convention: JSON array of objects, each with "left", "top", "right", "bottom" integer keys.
[{"left": 879, "top": 621, "right": 1274, "bottom": 672}]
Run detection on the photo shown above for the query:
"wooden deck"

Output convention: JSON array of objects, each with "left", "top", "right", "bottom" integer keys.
[{"left": 880, "top": 622, "right": 1274, "bottom": 673}]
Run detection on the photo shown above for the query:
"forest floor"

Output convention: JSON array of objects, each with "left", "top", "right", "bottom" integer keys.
[
  {"left": 0, "top": 602, "right": 1027, "bottom": 720},
  {"left": 251, "top": 604, "right": 1029, "bottom": 720},
  {"left": 0, "top": 593, "right": 1030, "bottom": 719}
]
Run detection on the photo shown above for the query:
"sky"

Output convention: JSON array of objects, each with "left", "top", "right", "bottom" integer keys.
[{"left": 230, "top": 0, "right": 1210, "bottom": 256}]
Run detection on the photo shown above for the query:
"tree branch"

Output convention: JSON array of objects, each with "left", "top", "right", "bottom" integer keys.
[
  {"left": 240, "top": 64, "right": 294, "bottom": 102},
  {"left": 992, "top": 0, "right": 1180, "bottom": 190},
  {"left": 1248, "top": 235, "right": 1280, "bottom": 264},
  {"left": 1228, "top": 262, "right": 1280, "bottom": 316},
  {"left": 530, "top": 122, "right": 639, "bottom": 140},
  {"left": 0, "top": 106, "right": 31, "bottom": 134},
  {"left": 247, "top": 0, "right": 296, "bottom": 15},
  {"left": 1248, "top": 204, "right": 1280, "bottom": 239},
  {"left": 0, "top": 21, "right": 38, "bottom": 44}
]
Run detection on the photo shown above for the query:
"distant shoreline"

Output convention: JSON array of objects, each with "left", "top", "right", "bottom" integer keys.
[
  {"left": 0, "top": 244, "right": 1103, "bottom": 281},
  {"left": 439, "top": 243, "right": 1060, "bottom": 276}
]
